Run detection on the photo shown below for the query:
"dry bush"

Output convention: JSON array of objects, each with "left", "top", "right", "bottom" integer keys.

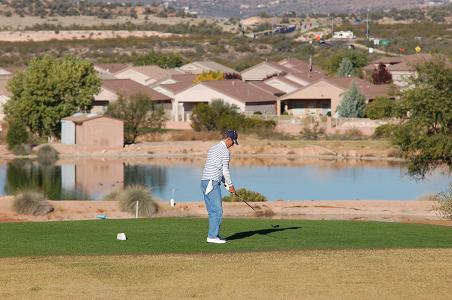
[
  {"left": 106, "top": 185, "right": 158, "bottom": 217},
  {"left": 13, "top": 190, "right": 54, "bottom": 216},
  {"left": 141, "top": 130, "right": 220, "bottom": 142},
  {"left": 36, "top": 145, "right": 59, "bottom": 165},
  {"left": 433, "top": 185, "right": 452, "bottom": 220},
  {"left": 223, "top": 188, "right": 267, "bottom": 202}
]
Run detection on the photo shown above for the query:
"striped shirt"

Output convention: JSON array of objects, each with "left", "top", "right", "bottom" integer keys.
[{"left": 201, "top": 141, "right": 232, "bottom": 186}]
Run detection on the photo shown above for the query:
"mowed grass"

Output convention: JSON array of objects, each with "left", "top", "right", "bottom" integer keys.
[
  {"left": 0, "top": 218, "right": 451, "bottom": 258},
  {"left": 1, "top": 249, "right": 452, "bottom": 299}
]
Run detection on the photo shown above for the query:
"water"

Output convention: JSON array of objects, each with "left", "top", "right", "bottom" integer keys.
[{"left": 0, "top": 158, "right": 449, "bottom": 201}]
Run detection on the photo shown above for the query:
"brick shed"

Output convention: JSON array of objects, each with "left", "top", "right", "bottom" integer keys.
[{"left": 61, "top": 113, "right": 123, "bottom": 149}]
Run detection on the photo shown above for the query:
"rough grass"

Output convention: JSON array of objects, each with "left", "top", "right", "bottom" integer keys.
[
  {"left": 1, "top": 249, "right": 452, "bottom": 299},
  {"left": 0, "top": 218, "right": 451, "bottom": 258},
  {"left": 12, "top": 190, "right": 54, "bottom": 216}
]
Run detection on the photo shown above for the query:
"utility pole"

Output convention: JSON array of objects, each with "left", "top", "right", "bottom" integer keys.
[
  {"left": 366, "top": 9, "right": 370, "bottom": 40},
  {"left": 331, "top": 16, "right": 334, "bottom": 34}
]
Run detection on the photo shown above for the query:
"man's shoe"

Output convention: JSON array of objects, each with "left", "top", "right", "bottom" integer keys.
[{"left": 207, "top": 237, "right": 226, "bottom": 244}]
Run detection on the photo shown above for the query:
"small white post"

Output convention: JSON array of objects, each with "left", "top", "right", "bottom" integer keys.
[{"left": 135, "top": 201, "right": 139, "bottom": 218}]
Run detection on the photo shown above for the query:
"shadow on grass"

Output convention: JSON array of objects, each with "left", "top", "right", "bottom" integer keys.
[{"left": 226, "top": 226, "right": 302, "bottom": 241}]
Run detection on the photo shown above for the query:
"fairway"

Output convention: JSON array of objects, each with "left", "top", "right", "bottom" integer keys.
[
  {"left": 1, "top": 249, "right": 452, "bottom": 299},
  {"left": 0, "top": 218, "right": 451, "bottom": 257}
]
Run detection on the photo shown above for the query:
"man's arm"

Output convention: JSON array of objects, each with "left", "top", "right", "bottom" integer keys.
[{"left": 222, "top": 152, "right": 235, "bottom": 193}]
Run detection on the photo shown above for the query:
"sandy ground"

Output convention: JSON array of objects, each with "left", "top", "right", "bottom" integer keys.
[
  {"left": 2, "top": 138, "right": 398, "bottom": 161},
  {"left": 1, "top": 196, "right": 449, "bottom": 226},
  {"left": 0, "top": 30, "right": 180, "bottom": 42},
  {"left": 2, "top": 249, "right": 452, "bottom": 299}
]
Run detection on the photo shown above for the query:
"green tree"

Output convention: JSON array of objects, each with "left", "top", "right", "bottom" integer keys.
[
  {"left": 336, "top": 57, "right": 355, "bottom": 77},
  {"left": 134, "top": 51, "right": 184, "bottom": 69},
  {"left": 327, "top": 50, "right": 368, "bottom": 75},
  {"left": 393, "top": 58, "right": 452, "bottom": 177},
  {"left": 337, "top": 81, "right": 367, "bottom": 117},
  {"left": 5, "top": 55, "right": 100, "bottom": 138},
  {"left": 191, "top": 100, "right": 239, "bottom": 131},
  {"left": 365, "top": 97, "right": 397, "bottom": 119},
  {"left": 6, "top": 120, "right": 29, "bottom": 149},
  {"left": 106, "top": 94, "right": 165, "bottom": 144}
]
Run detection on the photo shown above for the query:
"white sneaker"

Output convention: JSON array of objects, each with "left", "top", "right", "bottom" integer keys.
[{"left": 206, "top": 237, "right": 226, "bottom": 244}]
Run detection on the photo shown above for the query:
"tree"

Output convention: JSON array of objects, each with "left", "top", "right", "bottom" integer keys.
[
  {"left": 326, "top": 50, "right": 368, "bottom": 75},
  {"left": 134, "top": 51, "right": 184, "bottom": 69},
  {"left": 393, "top": 58, "right": 452, "bottom": 177},
  {"left": 224, "top": 72, "right": 242, "bottom": 80},
  {"left": 336, "top": 57, "right": 355, "bottom": 77},
  {"left": 337, "top": 81, "right": 367, "bottom": 117},
  {"left": 6, "top": 120, "right": 29, "bottom": 149},
  {"left": 194, "top": 71, "right": 224, "bottom": 82},
  {"left": 365, "top": 97, "right": 397, "bottom": 119},
  {"left": 191, "top": 100, "right": 239, "bottom": 131},
  {"left": 106, "top": 94, "right": 165, "bottom": 144},
  {"left": 372, "top": 63, "right": 392, "bottom": 84},
  {"left": 5, "top": 55, "right": 100, "bottom": 138}
]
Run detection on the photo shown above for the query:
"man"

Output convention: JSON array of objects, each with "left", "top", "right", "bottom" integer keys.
[{"left": 201, "top": 129, "right": 238, "bottom": 244}]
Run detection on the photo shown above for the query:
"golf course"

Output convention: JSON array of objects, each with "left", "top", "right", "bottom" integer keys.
[{"left": 1, "top": 218, "right": 451, "bottom": 299}]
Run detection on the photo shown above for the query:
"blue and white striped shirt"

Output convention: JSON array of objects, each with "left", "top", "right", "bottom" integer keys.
[{"left": 201, "top": 141, "right": 232, "bottom": 186}]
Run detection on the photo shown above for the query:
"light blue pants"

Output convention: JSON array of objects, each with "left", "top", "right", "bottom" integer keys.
[{"left": 201, "top": 180, "right": 223, "bottom": 238}]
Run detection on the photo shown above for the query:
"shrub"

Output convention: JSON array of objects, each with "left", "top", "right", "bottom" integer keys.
[
  {"left": 365, "top": 97, "right": 396, "bottom": 119},
  {"left": 300, "top": 122, "right": 325, "bottom": 140},
  {"left": 13, "top": 190, "right": 54, "bottom": 216},
  {"left": 373, "top": 124, "right": 397, "bottom": 139},
  {"left": 37, "top": 145, "right": 59, "bottom": 165},
  {"left": 337, "top": 81, "right": 367, "bottom": 118},
  {"left": 6, "top": 121, "right": 29, "bottom": 149},
  {"left": 223, "top": 188, "right": 267, "bottom": 202},
  {"left": 108, "top": 185, "right": 158, "bottom": 217},
  {"left": 433, "top": 184, "right": 452, "bottom": 220},
  {"left": 191, "top": 100, "right": 275, "bottom": 135},
  {"left": 371, "top": 63, "right": 392, "bottom": 84}
]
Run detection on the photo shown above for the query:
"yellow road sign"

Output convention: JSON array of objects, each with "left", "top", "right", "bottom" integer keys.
[{"left": 415, "top": 46, "right": 422, "bottom": 53}]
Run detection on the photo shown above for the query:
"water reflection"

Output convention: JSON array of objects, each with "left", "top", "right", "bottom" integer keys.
[{"left": 0, "top": 158, "right": 449, "bottom": 201}]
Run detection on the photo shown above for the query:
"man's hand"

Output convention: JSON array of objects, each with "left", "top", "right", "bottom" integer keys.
[{"left": 229, "top": 185, "right": 236, "bottom": 194}]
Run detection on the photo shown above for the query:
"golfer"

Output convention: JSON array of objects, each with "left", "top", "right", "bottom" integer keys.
[{"left": 201, "top": 129, "right": 238, "bottom": 244}]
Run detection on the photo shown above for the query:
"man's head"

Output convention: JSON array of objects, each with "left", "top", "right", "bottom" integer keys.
[{"left": 223, "top": 129, "right": 239, "bottom": 148}]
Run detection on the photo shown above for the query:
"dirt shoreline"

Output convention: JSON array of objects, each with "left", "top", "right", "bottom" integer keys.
[{"left": 1, "top": 196, "right": 450, "bottom": 226}]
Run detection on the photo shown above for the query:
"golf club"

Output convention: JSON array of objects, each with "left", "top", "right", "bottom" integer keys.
[{"left": 233, "top": 192, "right": 257, "bottom": 212}]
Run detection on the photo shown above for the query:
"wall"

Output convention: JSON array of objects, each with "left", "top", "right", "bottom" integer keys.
[
  {"left": 245, "top": 102, "right": 276, "bottom": 114},
  {"left": 75, "top": 117, "right": 123, "bottom": 149}
]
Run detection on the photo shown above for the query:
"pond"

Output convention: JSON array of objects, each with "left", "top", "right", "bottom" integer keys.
[{"left": 0, "top": 158, "right": 449, "bottom": 202}]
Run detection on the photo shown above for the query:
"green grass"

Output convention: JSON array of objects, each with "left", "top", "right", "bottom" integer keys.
[{"left": 0, "top": 218, "right": 451, "bottom": 258}]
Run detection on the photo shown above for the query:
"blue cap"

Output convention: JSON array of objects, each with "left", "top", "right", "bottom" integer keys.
[{"left": 225, "top": 129, "right": 239, "bottom": 145}]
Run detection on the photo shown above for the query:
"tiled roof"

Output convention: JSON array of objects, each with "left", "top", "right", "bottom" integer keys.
[
  {"left": 249, "top": 81, "right": 286, "bottom": 96},
  {"left": 102, "top": 79, "right": 172, "bottom": 101},
  {"left": 95, "top": 63, "right": 130, "bottom": 74},
  {"left": 182, "top": 60, "right": 236, "bottom": 74},
  {"left": 201, "top": 80, "right": 277, "bottom": 103},
  {"left": 323, "top": 77, "right": 394, "bottom": 99},
  {"left": 265, "top": 76, "right": 303, "bottom": 88}
]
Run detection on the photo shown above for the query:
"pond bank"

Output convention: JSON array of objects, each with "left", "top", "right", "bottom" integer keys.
[{"left": 1, "top": 196, "right": 449, "bottom": 226}]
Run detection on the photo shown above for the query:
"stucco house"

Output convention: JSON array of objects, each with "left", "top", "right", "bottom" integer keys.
[
  {"left": 263, "top": 75, "right": 303, "bottom": 94},
  {"left": 0, "top": 78, "right": 11, "bottom": 121},
  {"left": 279, "top": 77, "right": 394, "bottom": 116},
  {"left": 362, "top": 54, "right": 448, "bottom": 89},
  {"left": 113, "top": 65, "right": 183, "bottom": 86},
  {"left": 61, "top": 113, "right": 124, "bottom": 150},
  {"left": 241, "top": 58, "right": 325, "bottom": 85},
  {"left": 172, "top": 80, "right": 277, "bottom": 121},
  {"left": 179, "top": 60, "right": 236, "bottom": 75},
  {"left": 94, "top": 63, "right": 129, "bottom": 79},
  {"left": 93, "top": 79, "right": 172, "bottom": 116}
]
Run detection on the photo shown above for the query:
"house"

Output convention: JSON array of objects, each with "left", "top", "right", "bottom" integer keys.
[
  {"left": 179, "top": 60, "right": 236, "bottom": 75},
  {"left": 152, "top": 74, "right": 197, "bottom": 98},
  {"left": 61, "top": 113, "right": 124, "bottom": 149},
  {"left": 0, "top": 78, "right": 11, "bottom": 121},
  {"left": 94, "top": 63, "right": 130, "bottom": 79},
  {"left": 241, "top": 58, "right": 325, "bottom": 85},
  {"left": 332, "top": 31, "right": 355, "bottom": 39},
  {"left": 113, "top": 65, "right": 183, "bottom": 86},
  {"left": 93, "top": 79, "right": 172, "bottom": 116},
  {"left": 362, "top": 54, "right": 447, "bottom": 88},
  {"left": 173, "top": 80, "right": 277, "bottom": 121},
  {"left": 263, "top": 76, "right": 303, "bottom": 94},
  {"left": 279, "top": 77, "right": 394, "bottom": 116}
]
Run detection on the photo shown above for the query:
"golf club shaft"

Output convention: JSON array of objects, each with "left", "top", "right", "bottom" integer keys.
[{"left": 234, "top": 192, "right": 257, "bottom": 212}]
